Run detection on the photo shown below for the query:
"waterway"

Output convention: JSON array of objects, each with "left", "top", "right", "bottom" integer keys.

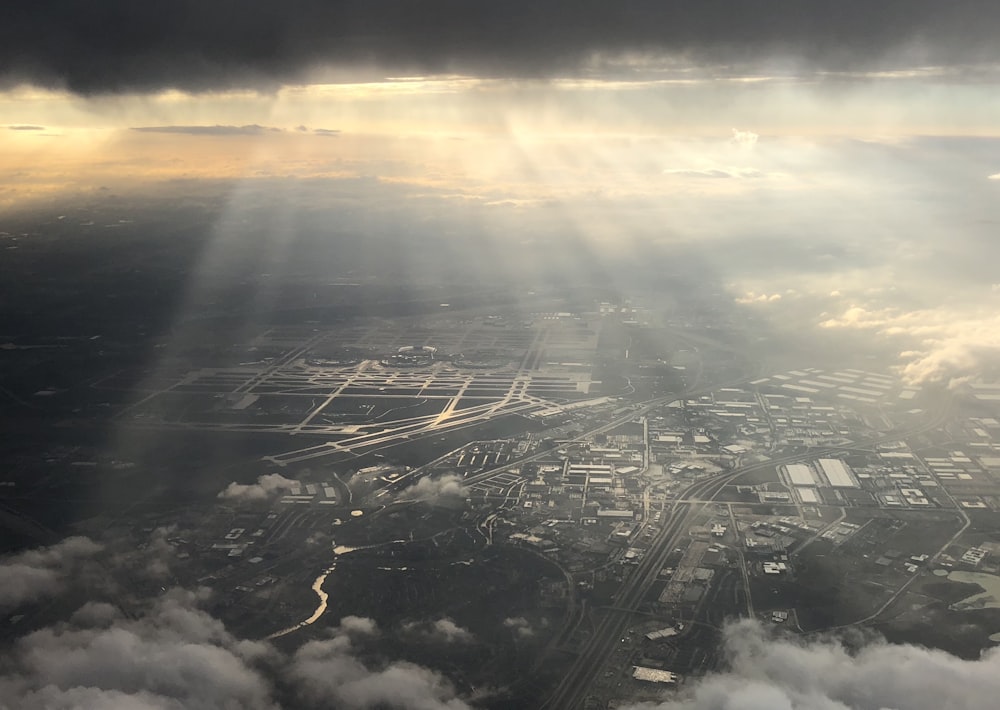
[
  {"left": 263, "top": 543, "right": 394, "bottom": 640},
  {"left": 266, "top": 563, "right": 336, "bottom": 640},
  {"left": 947, "top": 570, "right": 1000, "bottom": 611}
]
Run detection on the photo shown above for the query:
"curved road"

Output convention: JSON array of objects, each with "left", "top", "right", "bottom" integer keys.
[{"left": 541, "top": 397, "right": 954, "bottom": 709}]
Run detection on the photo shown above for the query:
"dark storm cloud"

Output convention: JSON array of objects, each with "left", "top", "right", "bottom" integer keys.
[{"left": 3, "top": 1, "right": 999, "bottom": 94}]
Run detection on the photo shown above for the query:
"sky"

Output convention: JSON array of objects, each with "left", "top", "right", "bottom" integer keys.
[{"left": 3, "top": 4, "right": 1000, "bottom": 380}]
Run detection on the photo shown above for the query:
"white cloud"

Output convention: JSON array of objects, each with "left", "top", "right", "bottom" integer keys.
[
  {"left": 402, "top": 617, "right": 475, "bottom": 644},
  {"left": 290, "top": 622, "right": 470, "bottom": 709},
  {"left": 336, "top": 615, "right": 380, "bottom": 637},
  {"left": 2, "top": 585, "right": 472, "bottom": 710},
  {"left": 0, "top": 537, "right": 102, "bottom": 610},
  {"left": 332, "top": 663, "right": 470, "bottom": 710},
  {"left": 0, "top": 589, "right": 278, "bottom": 710},
  {"left": 735, "top": 292, "right": 783, "bottom": 304},
  {"left": 219, "top": 473, "right": 300, "bottom": 501},
  {"left": 663, "top": 167, "right": 765, "bottom": 179},
  {"left": 731, "top": 128, "right": 759, "bottom": 149},
  {"left": 898, "top": 340, "right": 1000, "bottom": 389},
  {"left": 819, "top": 303, "right": 1000, "bottom": 387},
  {"left": 406, "top": 474, "right": 465, "bottom": 499},
  {"left": 621, "top": 619, "right": 1000, "bottom": 710},
  {"left": 819, "top": 305, "right": 888, "bottom": 329},
  {"left": 502, "top": 616, "right": 534, "bottom": 638}
]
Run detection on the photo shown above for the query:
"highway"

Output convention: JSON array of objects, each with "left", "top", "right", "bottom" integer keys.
[
  {"left": 541, "top": 397, "right": 954, "bottom": 710},
  {"left": 540, "top": 471, "right": 740, "bottom": 710}
]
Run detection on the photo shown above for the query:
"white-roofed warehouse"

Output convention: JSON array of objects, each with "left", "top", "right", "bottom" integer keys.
[
  {"left": 785, "top": 463, "right": 817, "bottom": 486},
  {"left": 817, "top": 458, "right": 858, "bottom": 488}
]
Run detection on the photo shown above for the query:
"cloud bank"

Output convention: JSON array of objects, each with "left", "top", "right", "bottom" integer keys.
[
  {"left": 0, "top": 536, "right": 102, "bottom": 610},
  {"left": 6, "top": 539, "right": 1000, "bottom": 710},
  {"left": 0, "top": 581, "right": 472, "bottom": 710},
  {"left": 624, "top": 620, "right": 1000, "bottom": 710},
  {"left": 0, "top": 588, "right": 279, "bottom": 710},
  {"left": 131, "top": 124, "right": 283, "bottom": 136},
  {"left": 289, "top": 620, "right": 470, "bottom": 709},
  {"left": 820, "top": 304, "right": 1000, "bottom": 387},
  {"left": 131, "top": 125, "right": 338, "bottom": 136}
]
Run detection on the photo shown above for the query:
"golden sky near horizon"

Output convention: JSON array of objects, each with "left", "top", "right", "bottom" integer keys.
[{"left": 3, "top": 72, "right": 1000, "bottom": 206}]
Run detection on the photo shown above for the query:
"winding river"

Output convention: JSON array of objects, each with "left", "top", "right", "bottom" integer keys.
[{"left": 266, "top": 563, "right": 336, "bottom": 640}]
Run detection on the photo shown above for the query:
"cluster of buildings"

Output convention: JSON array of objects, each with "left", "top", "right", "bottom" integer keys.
[
  {"left": 278, "top": 481, "right": 340, "bottom": 505},
  {"left": 961, "top": 546, "right": 989, "bottom": 566},
  {"left": 780, "top": 459, "right": 860, "bottom": 505},
  {"left": 751, "top": 368, "right": 915, "bottom": 406}
]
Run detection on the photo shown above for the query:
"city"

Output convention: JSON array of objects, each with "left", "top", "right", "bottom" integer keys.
[
  {"left": 6, "top": 289, "right": 1000, "bottom": 708},
  {"left": 3, "top": 3, "right": 1000, "bottom": 708}
]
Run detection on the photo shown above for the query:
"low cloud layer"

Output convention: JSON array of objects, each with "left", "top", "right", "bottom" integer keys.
[
  {"left": 735, "top": 292, "right": 783, "bottom": 305},
  {"left": 407, "top": 474, "right": 465, "bottom": 500},
  {"left": 131, "top": 124, "right": 283, "bottom": 136},
  {"left": 290, "top": 620, "right": 470, "bottom": 709},
  {"left": 1, "top": 579, "right": 472, "bottom": 710},
  {"left": 625, "top": 620, "right": 1000, "bottom": 710},
  {"left": 8, "top": 534, "right": 1000, "bottom": 710},
  {"left": 402, "top": 617, "right": 475, "bottom": 644},
  {"left": 0, "top": 588, "right": 279, "bottom": 710},
  {"left": 0, "top": 534, "right": 473, "bottom": 709},
  {"left": 219, "top": 473, "right": 300, "bottom": 501},
  {"left": 0, "top": 536, "right": 102, "bottom": 610},
  {"left": 663, "top": 168, "right": 765, "bottom": 180},
  {"left": 132, "top": 125, "right": 338, "bottom": 137},
  {"left": 820, "top": 304, "right": 1000, "bottom": 387},
  {"left": 502, "top": 616, "right": 534, "bottom": 638}
]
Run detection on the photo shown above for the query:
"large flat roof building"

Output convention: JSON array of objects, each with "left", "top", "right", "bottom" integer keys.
[
  {"left": 798, "top": 487, "right": 819, "bottom": 503},
  {"left": 785, "top": 463, "right": 817, "bottom": 486},
  {"left": 632, "top": 667, "right": 678, "bottom": 684},
  {"left": 596, "top": 508, "right": 634, "bottom": 519},
  {"left": 817, "top": 458, "right": 858, "bottom": 488}
]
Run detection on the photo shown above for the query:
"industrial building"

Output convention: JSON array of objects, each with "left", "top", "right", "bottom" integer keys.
[
  {"left": 817, "top": 458, "right": 858, "bottom": 488},
  {"left": 645, "top": 627, "right": 679, "bottom": 641},
  {"left": 797, "top": 487, "right": 819, "bottom": 503},
  {"left": 785, "top": 463, "right": 817, "bottom": 486},
  {"left": 632, "top": 667, "right": 678, "bottom": 684}
]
